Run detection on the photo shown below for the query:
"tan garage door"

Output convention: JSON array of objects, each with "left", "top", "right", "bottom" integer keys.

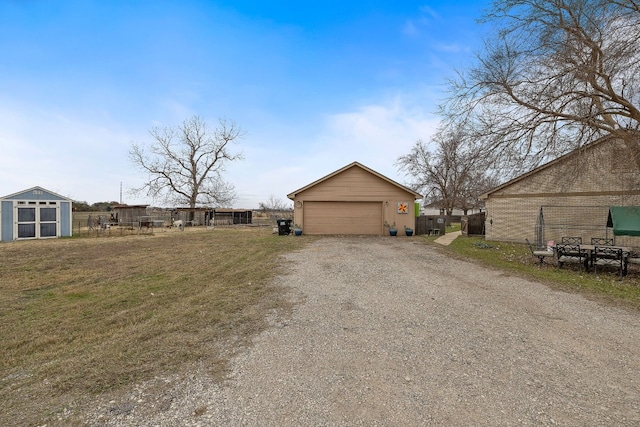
[{"left": 303, "top": 201, "right": 383, "bottom": 235}]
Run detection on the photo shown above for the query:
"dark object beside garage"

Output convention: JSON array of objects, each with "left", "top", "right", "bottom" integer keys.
[{"left": 277, "top": 219, "right": 292, "bottom": 235}]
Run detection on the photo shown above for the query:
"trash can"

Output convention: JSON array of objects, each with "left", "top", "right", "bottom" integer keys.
[{"left": 277, "top": 219, "right": 292, "bottom": 235}]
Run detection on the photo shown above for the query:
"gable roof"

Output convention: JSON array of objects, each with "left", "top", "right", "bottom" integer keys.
[
  {"left": 287, "top": 161, "right": 423, "bottom": 200},
  {"left": 478, "top": 135, "right": 615, "bottom": 200},
  {"left": 0, "top": 186, "right": 73, "bottom": 201}
]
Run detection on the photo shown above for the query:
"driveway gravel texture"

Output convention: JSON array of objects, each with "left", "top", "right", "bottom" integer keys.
[{"left": 84, "top": 236, "right": 640, "bottom": 426}]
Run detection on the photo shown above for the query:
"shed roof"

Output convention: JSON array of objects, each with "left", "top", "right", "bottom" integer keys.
[
  {"left": 0, "top": 186, "right": 73, "bottom": 201},
  {"left": 174, "top": 207, "right": 214, "bottom": 211},
  {"left": 113, "top": 204, "right": 149, "bottom": 209},
  {"left": 214, "top": 208, "right": 253, "bottom": 213},
  {"left": 287, "top": 161, "right": 423, "bottom": 200}
]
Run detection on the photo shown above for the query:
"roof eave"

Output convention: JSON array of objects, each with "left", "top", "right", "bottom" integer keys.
[
  {"left": 0, "top": 186, "right": 73, "bottom": 201},
  {"left": 287, "top": 161, "right": 423, "bottom": 200},
  {"left": 481, "top": 135, "right": 615, "bottom": 199}
]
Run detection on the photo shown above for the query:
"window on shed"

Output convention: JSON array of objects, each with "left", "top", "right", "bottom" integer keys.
[
  {"left": 40, "top": 223, "right": 57, "bottom": 237},
  {"left": 40, "top": 208, "right": 57, "bottom": 222},
  {"left": 18, "top": 207, "right": 36, "bottom": 222},
  {"left": 18, "top": 223, "right": 36, "bottom": 238}
]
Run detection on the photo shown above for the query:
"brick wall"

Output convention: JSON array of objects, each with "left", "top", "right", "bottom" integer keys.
[{"left": 484, "top": 138, "right": 640, "bottom": 247}]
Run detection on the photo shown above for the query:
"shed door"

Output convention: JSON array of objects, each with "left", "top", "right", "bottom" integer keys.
[
  {"left": 303, "top": 201, "right": 382, "bottom": 235},
  {"left": 17, "top": 207, "right": 36, "bottom": 238},
  {"left": 15, "top": 202, "right": 59, "bottom": 239}
]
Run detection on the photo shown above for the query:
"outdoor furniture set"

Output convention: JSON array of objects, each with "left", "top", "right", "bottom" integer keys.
[{"left": 529, "top": 236, "right": 640, "bottom": 279}]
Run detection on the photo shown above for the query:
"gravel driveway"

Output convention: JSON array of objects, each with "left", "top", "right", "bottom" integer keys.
[{"left": 86, "top": 236, "right": 640, "bottom": 426}]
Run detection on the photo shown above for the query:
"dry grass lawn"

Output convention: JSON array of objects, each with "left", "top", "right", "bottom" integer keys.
[
  {"left": 4, "top": 227, "right": 638, "bottom": 426},
  {"left": 446, "top": 236, "right": 640, "bottom": 308},
  {"left": 0, "top": 226, "right": 310, "bottom": 426}
]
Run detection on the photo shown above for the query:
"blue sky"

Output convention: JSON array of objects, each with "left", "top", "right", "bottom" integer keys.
[{"left": 0, "top": 0, "right": 491, "bottom": 208}]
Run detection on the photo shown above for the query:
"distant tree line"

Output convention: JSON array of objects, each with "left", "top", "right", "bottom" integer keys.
[
  {"left": 258, "top": 195, "right": 292, "bottom": 213},
  {"left": 73, "top": 201, "right": 118, "bottom": 212}
]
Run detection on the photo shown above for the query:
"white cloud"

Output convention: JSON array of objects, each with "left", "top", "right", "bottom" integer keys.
[
  {"left": 229, "top": 95, "right": 441, "bottom": 208},
  {"left": 403, "top": 5, "right": 442, "bottom": 37},
  {"left": 0, "top": 102, "right": 149, "bottom": 203},
  {"left": 419, "top": 5, "right": 440, "bottom": 21},
  {"left": 315, "top": 98, "right": 439, "bottom": 181},
  {"left": 434, "top": 43, "right": 465, "bottom": 53},
  {"left": 1, "top": 95, "right": 441, "bottom": 209},
  {"left": 402, "top": 20, "right": 419, "bottom": 37}
]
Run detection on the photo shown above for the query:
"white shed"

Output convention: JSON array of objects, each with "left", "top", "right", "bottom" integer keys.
[{"left": 0, "top": 186, "right": 73, "bottom": 242}]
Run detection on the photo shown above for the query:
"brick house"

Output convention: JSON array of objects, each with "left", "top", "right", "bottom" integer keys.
[{"left": 479, "top": 136, "right": 640, "bottom": 247}]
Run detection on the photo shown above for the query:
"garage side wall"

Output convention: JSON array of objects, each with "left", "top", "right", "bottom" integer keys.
[
  {"left": 292, "top": 166, "right": 417, "bottom": 235},
  {"left": 485, "top": 139, "right": 640, "bottom": 244}
]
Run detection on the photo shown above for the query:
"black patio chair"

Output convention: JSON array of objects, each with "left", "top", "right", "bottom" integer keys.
[
  {"left": 593, "top": 246, "right": 624, "bottom": 279},
  {"left": 590, "top": 237, "right": 614, "bottom": 246},
  {"left": 556, "top": 243, "right": 587, "bottom": 272},
  {"left": 561, "top": 237, "right": 582, "bottom": 245},
  {"left": 626, "top": 251, "right": 640, "bottom": 276},
  {"left": 526, "top": 238, "right": 554, "bottom": 264}
]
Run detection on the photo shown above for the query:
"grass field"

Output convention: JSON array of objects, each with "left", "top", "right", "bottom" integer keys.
[
  {"left": 0, "top": 227, "right": 311, "bottom": 426},
  {"left": 445, "top": 235, "right": 640, "bottom": 308},
  {"left": 2, "top": 227, "right": 638, "bottom": 425}
]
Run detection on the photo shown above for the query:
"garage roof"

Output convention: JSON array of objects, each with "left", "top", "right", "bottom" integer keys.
[
  {"left": 287, "top": 161, "right": 423, "bottom": 200},
  {"left": 478, "top": 135, "right": 614, "bottom": 200}
]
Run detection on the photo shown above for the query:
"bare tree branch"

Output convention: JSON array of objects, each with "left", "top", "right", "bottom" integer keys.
[
  {"left": 258, "top": 195, "right": 291, "bottom": 212},
  {"left": 447, "top": 0, "right": 640, "bottom": 173},
  {"left": 396, "top": 123, "right": 497, "bottom": 217},
  {"left": 128, "top": 116, "right": 244, "bottom": 211}
]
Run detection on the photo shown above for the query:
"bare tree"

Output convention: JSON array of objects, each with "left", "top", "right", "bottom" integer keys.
[
  {"left": 457, "top": 171, "right": 501, "bottom": 214},
  {"left": 129, "top": 116, "right": 244, "bottom": 217},
  {"left": 447, "top": 0, "right": 640, "bottom": 171},
  {"left": 396, "top": 125, "right": 495, "bottom": 219},
  {"left": 258, "top": 194, "right": 291, "bottom": 213}
]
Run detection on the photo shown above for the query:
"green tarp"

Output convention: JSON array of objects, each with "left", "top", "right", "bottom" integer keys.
[{"left": 606, "top": 206, "right": 640, "bottom": 236}]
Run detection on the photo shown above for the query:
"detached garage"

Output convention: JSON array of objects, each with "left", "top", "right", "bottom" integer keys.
[
  {"left": 0, "top": 186, "right": 73, "bottom": 242},
  {"left": 287, "top": 162, "right": 422, "bottom": 235}
]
